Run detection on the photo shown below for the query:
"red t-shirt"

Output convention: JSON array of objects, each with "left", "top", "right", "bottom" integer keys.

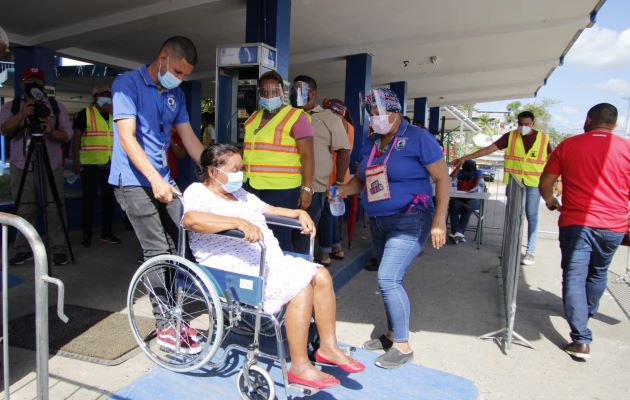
[{"left": 543, "top": 130, "right": 630, "bottom": 232}]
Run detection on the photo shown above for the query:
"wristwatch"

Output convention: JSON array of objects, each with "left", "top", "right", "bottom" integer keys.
[{"left": 300, "top": 186, "right": 313, "bottom": 194}]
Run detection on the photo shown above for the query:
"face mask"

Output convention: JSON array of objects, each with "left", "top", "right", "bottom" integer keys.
[
  {"left": 260, "top": 96, "right": 283, "bottom": 112},
  {"left": 96, "top": 97, "right": 112, "bottom": 107},
  {"left": 520, "top": 126, "right": 532, "bottom": 135},
  {"left": 213, "top": 168, "right": 243, "bottom": 193},
  {"left": 370, "top": 115, "right": 394, "bottom": 135},
  {"left": 158, "top": 57, "right": 182, "bottom": 89}
]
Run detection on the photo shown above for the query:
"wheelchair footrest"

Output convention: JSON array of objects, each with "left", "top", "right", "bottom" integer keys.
[{"left": 287, "top": 383, "right": 320, "bottom": 397}]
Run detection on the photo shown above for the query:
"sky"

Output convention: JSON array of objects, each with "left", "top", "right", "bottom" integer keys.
[{"left": 477, "top": 0, "right": 630, "bottom": 137}]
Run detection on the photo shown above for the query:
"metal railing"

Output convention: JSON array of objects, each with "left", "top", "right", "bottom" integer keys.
[
  {"left": 480, "top": 176, "right": 534, "bottom": 353},
  {"left": 1, "top": 212, "right": 68, "bottom": 400}
]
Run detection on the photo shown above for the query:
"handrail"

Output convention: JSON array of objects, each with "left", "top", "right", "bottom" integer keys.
[
  {"left": 441, "top": 105, "right": 482, "bottom": 133},
  {"left": 0, "top": 212, "right": 68, "bottom": 400}
]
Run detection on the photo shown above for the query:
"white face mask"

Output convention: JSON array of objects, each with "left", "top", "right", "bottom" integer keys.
[
  {"left": 370, "top": 115, "right": 394, "bottom": 135},
  {"left": 520, "top": 125, "right": 532, "bottom": 135}
]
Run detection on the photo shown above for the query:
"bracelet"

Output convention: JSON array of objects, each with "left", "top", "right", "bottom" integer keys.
[
  {"left": 300, "top": 186, "right": 313, "bottom": 193},
  {"left": 335, "top": 180, "right": 344, "bottom": 185}
]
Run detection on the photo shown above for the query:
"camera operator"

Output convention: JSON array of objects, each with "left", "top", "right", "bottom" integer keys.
[{"left": 0, "top": 67, "right": 73, "bottom": 265}]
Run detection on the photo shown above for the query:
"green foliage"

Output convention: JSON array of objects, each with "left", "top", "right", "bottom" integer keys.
[{"left": 201, "top": 97, "right": 215, "bottom": 113}]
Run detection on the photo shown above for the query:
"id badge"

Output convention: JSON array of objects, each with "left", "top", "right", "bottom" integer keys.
[
  {"left": 365, "top": 164, "right": 390, "bottom": 203},
  {"left": 161, "top": 145, "right": 168, "bottom": 168}
]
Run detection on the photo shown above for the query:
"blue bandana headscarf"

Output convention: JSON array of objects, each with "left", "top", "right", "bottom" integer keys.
[{"left": 363, "top": 88, "right": 402, "bottom": 114}]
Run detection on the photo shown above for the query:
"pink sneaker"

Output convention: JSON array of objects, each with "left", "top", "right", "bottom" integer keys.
[
  {"left": 156, "top": 326, "right": 201, "bottom": 354},
  {"left": 181, "top": 323, "right": 200, "bottom": 342}
]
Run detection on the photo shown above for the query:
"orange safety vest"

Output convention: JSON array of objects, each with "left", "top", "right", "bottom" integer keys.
[
  {"left": 503, "top": 129, "right": 549, "bottom": 186},
  {"left": 243, "top": 105, "right": 306, "bottom": 190},
  {"left": 79, "top": 106, "right": 113, "bottom": 165}
]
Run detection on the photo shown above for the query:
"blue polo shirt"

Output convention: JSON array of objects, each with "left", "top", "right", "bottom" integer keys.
[
  {"left": 108, "top": 64, "right": 189, "bottom": 187},
  {"left": 358, "top": 120, "right": 444, "bottom": 217}
]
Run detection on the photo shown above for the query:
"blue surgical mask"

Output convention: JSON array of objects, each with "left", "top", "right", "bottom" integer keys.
[
  {"left": 260, "top": 96, "right": 283, "bottom": 112},
  {"left": 213, "top": 168, "right": 243, "bottom": 193},
  {"left": 158, "top": 57, "right": 182, "bottom": 90},
  {"left": 96, "top": 97, "right": 111, "bottom": 107}
]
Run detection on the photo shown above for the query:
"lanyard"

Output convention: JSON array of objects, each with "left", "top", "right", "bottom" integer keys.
[{"left": 367, "top": 137, "right": 398, "bottom": 168}]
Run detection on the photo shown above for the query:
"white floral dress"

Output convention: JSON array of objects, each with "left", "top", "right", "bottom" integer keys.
[{"left": 183, "top": 183, "right": 319, "bottom": 314}]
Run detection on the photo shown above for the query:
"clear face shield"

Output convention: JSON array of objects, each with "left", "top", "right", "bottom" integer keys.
[
  {"left": 258, "top": 82, "right": 284, "bottom": 112},
  {"left": 360, "top": 89, "right": 400, "bottom": 135},
  {"left": 289, "top": 81, "right": 311, "bottom": 108}
]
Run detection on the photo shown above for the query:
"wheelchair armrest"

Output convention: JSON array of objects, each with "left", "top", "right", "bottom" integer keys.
[
  {"left": 217, "top": 229, "right": 245, "bottom": 240},
  {"left": 264, "top": 215, "right": 302, "bottom": 230}
]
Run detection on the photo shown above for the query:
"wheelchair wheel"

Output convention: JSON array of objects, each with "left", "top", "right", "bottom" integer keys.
[
  {"left": 237, "top": 365, "right": 276, "bottom": 400},
  {"left": 127, "top": 254, "right": 224, "bottom": 372}
]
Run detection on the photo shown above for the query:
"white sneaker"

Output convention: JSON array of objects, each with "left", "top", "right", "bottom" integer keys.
[{"left": 521, "top": 253, "right": 535, "bottom": 266}]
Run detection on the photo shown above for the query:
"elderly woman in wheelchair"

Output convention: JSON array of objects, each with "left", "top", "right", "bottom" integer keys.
[{"left": 133, "top": 144, "right": 363, "bottom": 394}]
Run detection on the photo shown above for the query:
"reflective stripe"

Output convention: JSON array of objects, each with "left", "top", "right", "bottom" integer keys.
[
  {"left": 503, "top": 130, "right": 549, "bottom": 186},
  {"left": 83, "top": 132, "right": 111, "bottom": 137},
  {"left": 274, "top": 108, "right": 299, "bottom": 144},
  {"left": 248, "top": 165, "right": 301, "bottom": 173},
  {"left": 504, "top": 168, "right": 542, "bottom": 176},
  {"left": 80, "top": 106, "right": 113, "bottom": 165},
  {"left": 242, "top": 142, "right": 298, "bottom": 153},
  {"left": 244, "top": 111, "right": 262, "bottom": 130},
  {"left": 82, "top": 146, "right": 113, "bottom": 150}
]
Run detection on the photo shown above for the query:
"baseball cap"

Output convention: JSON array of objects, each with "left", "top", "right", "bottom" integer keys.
[{"left": 21, "top": 67, "right": 45, "bottom": 81}]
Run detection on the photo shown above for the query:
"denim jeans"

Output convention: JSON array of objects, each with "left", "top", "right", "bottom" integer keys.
[
  {"left": 245, "top": 186, "right": 301, "bottom": 252},
  {"left": 523, "top": 185, "right": 540, "bottom": 254},
  {"left": 317, "top": 198, "right": 342, "bottom": 253},
  {"left": 559, "top": 225, "right": 624, "bottom": 344},
  {"left": 370, "top": 210, "right": 433, "bottom": 342},
  {"left": 448, "top": 198, "right": 480, "bottom": 235}
]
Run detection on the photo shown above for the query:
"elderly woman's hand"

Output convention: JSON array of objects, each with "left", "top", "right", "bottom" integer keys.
[
  {"left": 430, "top": 218, "right": 447, "bottom": 250},
  {"left": 297, "top": 210, "right": 316, "bottom": 237},
  {"left": 236, "top": 218, "right": 264, "bottom": 243}
]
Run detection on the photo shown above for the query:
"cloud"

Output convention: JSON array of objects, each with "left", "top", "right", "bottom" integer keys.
[
  {"left": 561, "top": 105, "right": 578, "bottom": 115},
  {"left": 594, "top": 78, "right": 630, "bottom": 96},
  {"left": 565, "top": 26, "right": 630, "bottom": 68}
]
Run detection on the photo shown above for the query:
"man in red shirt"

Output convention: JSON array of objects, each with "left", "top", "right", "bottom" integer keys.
[{"left": 539, "top": 103, "right": 630, "bottom": 361}]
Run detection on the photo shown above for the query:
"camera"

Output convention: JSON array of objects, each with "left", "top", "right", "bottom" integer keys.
[{"left": 24, "top": 83, "right": 51, "bottom": 135}]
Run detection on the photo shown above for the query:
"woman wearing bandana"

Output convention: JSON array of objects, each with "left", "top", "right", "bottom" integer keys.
[{"left": 337, "top": 88, "right": 450, "bottom": 369}]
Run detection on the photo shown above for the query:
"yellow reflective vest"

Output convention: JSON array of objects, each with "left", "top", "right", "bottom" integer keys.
[
  {"left": 79, "top": 106, "right": 113, "bottom": 165},
  {"left": 243, "top": 105, "right": 306, "bottom": 190},
  {"left": 503, "top": 129, "right": 549, "bottom": 186}
]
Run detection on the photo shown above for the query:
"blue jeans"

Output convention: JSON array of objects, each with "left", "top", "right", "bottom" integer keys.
[
  {"left": 318, "top": 198, "right": 342, "bottom": 253},
  {"left": 559, "top": 225, "right": 624, "bottom": 344},
  {"left": 524, "top": 185, "right": 540, "bottom": 254},
  {"left": 448, "top": 198, "right": 480, "bottom": 235},
  {"left": 370, "top": 210, "right": 433, "bottom": 342}
]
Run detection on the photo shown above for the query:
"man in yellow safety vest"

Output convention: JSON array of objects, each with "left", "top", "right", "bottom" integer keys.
[
  {"left": 72, "top": 84, "right": 121, "bottom": 247},
  {"left": 451, "top": 111, "right": 553, "bottom": 265},
  {"left": 242, "top": 70, "right": 314, "bottom": 252}
]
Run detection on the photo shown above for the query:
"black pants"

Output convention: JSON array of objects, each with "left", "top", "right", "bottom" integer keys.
[{"left": 81, "top": 165, "right": 115, "bottom": 240}]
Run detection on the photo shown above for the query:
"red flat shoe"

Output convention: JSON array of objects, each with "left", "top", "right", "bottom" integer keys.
[
  {"left": 287, "top": 370, "right": 340, "bottom": 389},
  {"left": 315, "top": 351, "right": 366, "bottom": 373}
]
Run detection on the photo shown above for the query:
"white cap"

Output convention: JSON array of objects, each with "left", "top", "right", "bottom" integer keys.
[{"left": 0, "top": 26, "right": 8, "bottom": 47}]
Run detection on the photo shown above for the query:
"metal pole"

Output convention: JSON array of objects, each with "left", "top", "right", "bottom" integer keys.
[{"left": 2, "top": 225, "right": 9, "bottom": 400}]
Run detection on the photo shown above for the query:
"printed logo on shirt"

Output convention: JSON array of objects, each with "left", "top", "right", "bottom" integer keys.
[
  {"left": 529, "top": 150, "right": 538, "bottom": 158},
  {"left": 166, "top": 94, "right": 177, "bottom": 111},
  {"left": 369, "top": 179, "right": 385, "bottom": 194},
  {"left": 395, "top": 138, "right": 406, "bottom": 150}
]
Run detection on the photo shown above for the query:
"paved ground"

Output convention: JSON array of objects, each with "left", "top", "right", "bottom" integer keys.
[{"left": 2, "top": 186, "right": 630, "bottom": 399}]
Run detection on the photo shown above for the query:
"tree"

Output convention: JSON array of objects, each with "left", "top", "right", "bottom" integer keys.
[
  {"left": 201, "top": 97, "right": 215, "bottom": 113},
  {"left": 505, "top": 98, "right": 569, "bottom": 144}
]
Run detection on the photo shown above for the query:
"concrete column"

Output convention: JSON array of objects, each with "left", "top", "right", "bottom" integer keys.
[
  {"left": 413, "top": 97, "right": 428, "bottom": 127},
  {"left": 389, "top": 81, "right": 408, "bottom": 116},
  {"left": 344, "top": 53, "right": 372, "bottom": 171},
  {"left": 178, "top": 80, "right": 202, "bottom": 189},
  {"left": 12, "top": 46, "right": 56, "bottom": 97},
  {"left": 245, "top": 0, "right": 291, "bottom": 79},
  {"left": 429, "top": 106, "right": 440, "bottom": 135}
]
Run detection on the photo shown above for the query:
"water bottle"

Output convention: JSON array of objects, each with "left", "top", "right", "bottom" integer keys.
[{"left": 329, "top": 186, "right": 346, "bottom": 217}]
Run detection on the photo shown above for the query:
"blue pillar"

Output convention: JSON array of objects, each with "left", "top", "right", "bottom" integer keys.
[
  {"left": 429, "top": 106, "right": 440, "bottom": 135},
  {"left": 246, "top": 0, "right": 291, "bottom": 79},
  {"left": 413, "top": 97, "right": 428, "bottom": 127},
  {"left": 344, "top": 53, "right": 372, "bottom": 172},
  {"left": 389, "top": 81, "right": 408, "bottom": 116},
  {"left": 179, "top": 80, "right": 202, "bottom": 190},
  {"left": 12, "top": 46, "right": 56, "bottom": 97}
]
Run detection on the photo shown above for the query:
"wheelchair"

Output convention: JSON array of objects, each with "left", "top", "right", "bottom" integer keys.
[{"left": 127, "top": 214, "right": 353, "bottom": 400}]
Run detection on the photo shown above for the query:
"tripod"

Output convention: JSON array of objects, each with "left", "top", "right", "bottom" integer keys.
[{"left": 14, "top": 132, "right": 75, "bottom": 270}]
